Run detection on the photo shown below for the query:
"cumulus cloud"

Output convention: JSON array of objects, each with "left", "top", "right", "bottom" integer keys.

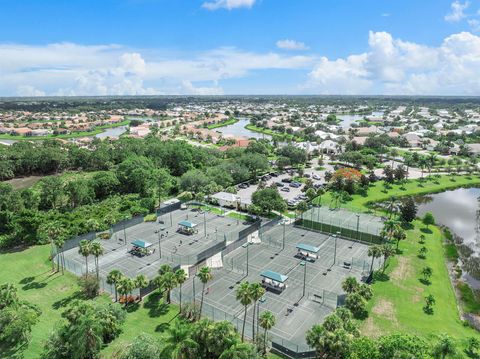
[
  {"left": 276, "top": 39, "right": 309, "bottom": 51},
  {"left": 0, "top": 42, "right": 313, "bottom": 96},
  {"left": 445, "top": 1, "right": 470, "bottom": 22},
  {"left": 202, "top": 0, "right": 255, "bottom": 11},
  {"left": 305, "top": 31, "right": 480, "bottom": 95}
]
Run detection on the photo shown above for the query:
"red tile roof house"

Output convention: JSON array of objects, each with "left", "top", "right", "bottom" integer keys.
[{"left": 11, "top": 127, "right": 32, "bottom": 136}]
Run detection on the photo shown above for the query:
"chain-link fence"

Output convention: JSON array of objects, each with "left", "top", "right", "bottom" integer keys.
[
  {"left": 299, "top": 207, "right": 384, "bottom": 244},
  {"left": 170, "top": 289, "right": 315, "bottom": 358}
]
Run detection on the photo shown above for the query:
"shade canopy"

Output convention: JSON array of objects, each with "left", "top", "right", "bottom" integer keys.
[
  {"left": 296, "top": 243, "right": 320, "bottom": 254},
  {"left": 178, "top": 220, "right": 197, "bottom": 228},
  {"left": 260, "top": 270, "right": 288, "bottom": 283},
  {"left": 131, "top": 240, "right": 153, "bottom": 248}
]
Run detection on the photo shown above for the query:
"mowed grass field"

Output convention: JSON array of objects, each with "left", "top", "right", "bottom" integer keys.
[
  {"left": 0, "top": 245, "right": 283, "bottom": 358},
  {"left": 361, "top": 221, "right": 479, "bottom": 344},
  {"left": 314, "top": 174, "right": 480, "bottom": 213}
]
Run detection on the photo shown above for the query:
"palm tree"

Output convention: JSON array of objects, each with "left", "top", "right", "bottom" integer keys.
[
  {"left": 68, "top": 312, "right": 103, "bottom": 359},
  {"left": 175, "top": 269, "right": 187, "bottom": 312},
  {"left": 78, "top": 239, "right": 91, "bottom": 277},
  {"left": 368, "top": 245, "right": 383, "bottom": 274},
  {"left": 135, "top": 274, "right": 149, "bottom": 301},
  {"left": 89, "top": 241, "right": 104, "bottom": 280},
  {"left": 393, "top": 228, "right": 407, "bottom": 251},
  {"left": 159, "top": 264, "right": 173, "bottom": 275},
  {"left": 341, "top": 276, "right": 359, "bottom": 294},
  {"left": 427, "top": 153, "right": 437, "bottom": 178},
  {"left": 161, "top": 320, "right": 198, "bottom": 359},
  {"left": 197, "top": 266, "right": 213, "bottom": 319},
  {"left": 219, "top": 343, "right": 257, "bottom": 359},
  {"left": 381, "top": 244, "right": 396, "bottom": 273},
  {"left": 53, "top": 236, "right": 66, "bottom": 274},
  {"left": 249, "top": 282, "right": 265, "bottom": 342},
  {"left": 161, "top": 271, "right": 178, "bottom": 304},
  {"left": 106, "top": 270, "right": 123, "bottom": 302},
  {"left": 117, "top": 276, "right": 133, "bottom": 304},
  {"left": 259, "top": 311, "right": 276, "bottom": 355},
  {"left": 44, "top": 222, "right": 64, "bottom": 272},
  {"left": 236, "top": 281, "right": 252, "bottom": 342},
  {"left": 432, "top": 334, "right": 456, "bottom": 359},
  {"left": 0, "top": 283, "right": 17, "bottom": 309}
]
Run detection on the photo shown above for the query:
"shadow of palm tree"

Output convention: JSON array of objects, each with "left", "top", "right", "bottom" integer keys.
[
  {"left": 144, "top": 291, "right": 169, "bottom": 318},
  {"left": 155, "top": 322, "right": 171, "bottom": 333},
  {"left": 52, "top": 291, "right": 85, "bottom": 310}
]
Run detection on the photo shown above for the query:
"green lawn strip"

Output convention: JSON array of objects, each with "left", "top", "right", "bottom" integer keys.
[
  {"left": 244, "top": 124, "right": 303, "bottom": 142},
  {"left": 206, "top": 118, "right": 238, "bottom": 129},
  {"left": 190, "top": 204, "right": 225, "bottom": 215},
  {"left": 100, "top": 293, "right": 179, "bottom": 357},
  {"left": 0, "top": 120, "right": 130, "bottom": 141},
  {"left": 361, "top": 222, "right": 478, "bottom": 344},
  {"left": 314, "top": 175, "right": 480, "bottom": 213},
  {"left": 0, "top": 245, "right": 81, "bottom": 358},
  {"left": 227, "top": 211, "right": 254, "bottom": 221}
]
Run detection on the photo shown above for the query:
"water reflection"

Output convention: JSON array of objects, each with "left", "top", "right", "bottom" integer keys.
[
  {"left": 215, "top": 119, "right": 271, "bottom": 140},
  {"left": 415, "top": 188, "right": 480, "bottom": 251}
]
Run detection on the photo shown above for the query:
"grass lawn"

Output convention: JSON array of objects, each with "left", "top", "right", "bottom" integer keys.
[
  {"left": 361, "top": 221, "right": 479, "bottom": 345},
  {"left": 0, "top": 245, "right": 179, "bottom": 359},
  {"left": 313, "top": 174, "right": 480, "bottom": 213},
  {"left": 227, "top": 211, "right": 254, "bottom": 221},
  {"left": 206, "top": 118, "right": 238, "bottom": 129}
]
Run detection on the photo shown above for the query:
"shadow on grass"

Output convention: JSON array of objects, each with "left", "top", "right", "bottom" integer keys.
[
  {"left": 125, "top": 302, "right": 140, "bottom": 313},
  {"left": 419, "top": 278, "right": 431, "bottom": 286},
  {"left": 155, "top": 322, "right": 171, "bottom": 333},
  {"left": 52, "top": 291, "right": 85, "bottom": 310},
  {"left": 144, "top": 291, "right": 169, "bottom": 318},
  {"left": 420, "top": 228, "right": 433, "bottom": 234},
  {"left": 19, "top": 276, "right": 35, "bottom": 284},
  {"left": 22, "top": 281, "right": 47, "bottom": 290},
  {"left": 372, "top": 271, "right": 390, "bottom": 282},
  {"left": 401, "top": 223, "right": 414, "bottom": 231}
]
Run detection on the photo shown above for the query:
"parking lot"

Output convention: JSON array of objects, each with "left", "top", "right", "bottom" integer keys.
[{"left": 236, "top": 159, "right": 334, "bottom": 207}]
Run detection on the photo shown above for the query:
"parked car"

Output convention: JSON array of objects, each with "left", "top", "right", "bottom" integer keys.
[
  {"left": 281, "top": 178, "right": 292, "bottom": 183},
  {"left": 312, "top": 174, "right": 321, "bottom": 180},
  {"left": 281, "top": 187, "right": 290, "bottom": 192},
  {"left": 275, "top": 182, "right": 284, "bottom": 187}
]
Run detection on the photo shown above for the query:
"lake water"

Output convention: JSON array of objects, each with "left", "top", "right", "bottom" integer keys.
[
  {"left": 0, "top": 139, "right": 16, "bottom": 145},
  {"left": 214, "top": 118, "right": 271, "bottom": 140},
  {"left": 415, "top": 187, "right": 480, "bottom": 285},
  {"left": 337, "top": 111, "right": 384, "bottom": 128},
  {"left": 415, "top": 188, "right": 480, "bottom": 251},
  {"left": 95, "top": 125, "right": 128, "bottom": 139}
]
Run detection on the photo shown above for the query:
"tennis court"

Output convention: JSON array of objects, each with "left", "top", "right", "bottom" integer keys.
[
  {"left": 299, "top": 206, "right": 385, "bottom": 243},
  {"left": 179, "top": 223, "right": 382, "bottom": 346}
]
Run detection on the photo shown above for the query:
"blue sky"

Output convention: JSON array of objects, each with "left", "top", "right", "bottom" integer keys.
[{"left": 0, "top": 0, "right": 479, "bottom": 96}]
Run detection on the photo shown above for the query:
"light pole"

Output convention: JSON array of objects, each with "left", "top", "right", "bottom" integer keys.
[
  {"left": 282, "top": 221, "right": 286, "bottom": 250},
  {"left": 192, "top": 273, "right": 196, "bottom": 305},
  {"left": 203, "top": 211, "right": 207, "bottom": 237},
  {"left": 123, "top": 218, "right": 127, "bottom": 246},
  {"left": 158, "top": 233, "right": 163, "bottom": 259},
  {"left": 302, "top": 260, "right": 307, "bottom": 298},
  {"left": 246, "top": 242, "right": 250, "bottom": 276}
]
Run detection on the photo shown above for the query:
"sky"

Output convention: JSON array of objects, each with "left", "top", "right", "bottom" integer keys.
[{"left": 0, "top": 0, "right": 480, "bottom": 96}]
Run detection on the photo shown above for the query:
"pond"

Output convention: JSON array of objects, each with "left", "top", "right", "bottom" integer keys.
[
  {"left": 95, "top": 125, "right": 128, "bottom": 139},
  {"left": 214, "top": 118, "right": 271, "bottom": 140},
  {"left": 337, "top": 111, "right": 384, "bottom": 128},
  {"left": 414, "top": 187, "right": 480, "bottom": 285}
]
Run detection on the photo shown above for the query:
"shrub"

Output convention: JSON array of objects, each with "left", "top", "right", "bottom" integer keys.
[
  {"left": 144, "top": 213, "right": 157, "bottom": 222},
  {"left": 78, "top": 274, "right": 100, "bottom": 299}
]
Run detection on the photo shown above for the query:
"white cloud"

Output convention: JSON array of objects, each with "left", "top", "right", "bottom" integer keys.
[
  {"left": 202, "top": 0, "right": 255, "bottom": 11},
  {"left": 276, "top": 39, "right": 309, "bottom": 51},
  {"left": 445, "top": 1, "right": 470, "bottom": 22},
  {"left": 0, "top": 42, "right": 313, "bottom": 96},
  {"left": 468, "top": 19, "right": 480, "bottom": 32},
  {"left": 305, "top": 31, "right": 480, "bottom": 95}
]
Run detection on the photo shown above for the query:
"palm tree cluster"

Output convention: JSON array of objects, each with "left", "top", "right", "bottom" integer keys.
[
  {"left": 120, "top": 318, "right": 261, "bottom": 359},
  {"left": 78, "top": 239, "right": 104, "bottom": 279},
  {"left": 234, "top": 280, "right": 276, "bottom": 354},
  {"left": 106, "top": 269, "right": 149, "bottom": 304},
  {"left": 341, "top": 277, "right": 373, "bottom": 318},
  {"left": 152, "top": 264, "right": 188, "bottom": 309},
  {"left": 44, "top": 222, "right": 67, "bottom": 274}
]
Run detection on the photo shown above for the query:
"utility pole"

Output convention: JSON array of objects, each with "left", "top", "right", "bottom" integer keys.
[{"left": 302, "top": 261, "right": 307, "bottom": 297}]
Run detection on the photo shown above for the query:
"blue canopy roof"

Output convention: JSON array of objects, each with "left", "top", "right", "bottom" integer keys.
[
  {"left": 178, "top": 220, "right": 197, "bottom": 228},
  {"left": 131, "top": 240, "right": 153, "bottom": 248},
  {"left": 296, "top": 243, "right": 320, "bottom": 253},
  {"left": 260, "top": 270, "right": 288, "bottom": 283}
]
